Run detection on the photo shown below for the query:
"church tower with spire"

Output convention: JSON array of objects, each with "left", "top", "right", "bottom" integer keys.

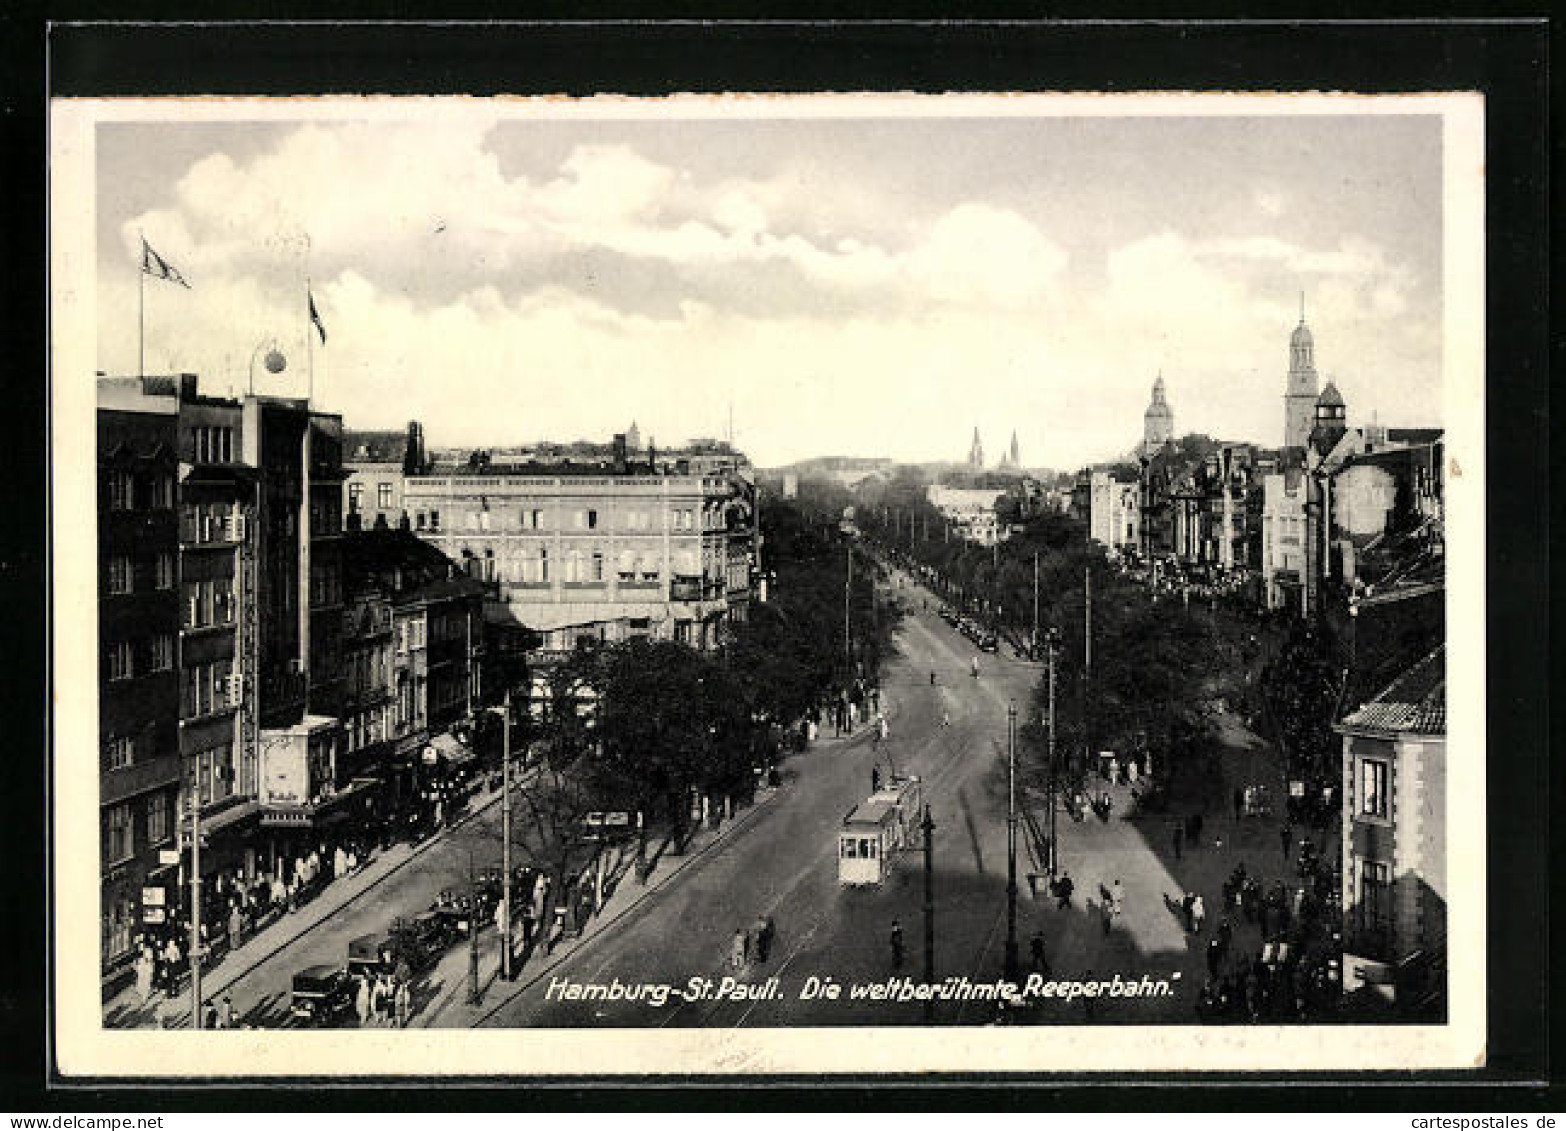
[
  {"left": 1142, "top": 373, "right": 1174, "bottom": 454},
  {"left": 968, "top": 427, "right": 985, "bottom": 469},
  {"left": 1284, "top": 294, "right": 1320, "bottom": 450},
  {"left": 1007, "top": 430, "right": 1021, "bottom": 470}
]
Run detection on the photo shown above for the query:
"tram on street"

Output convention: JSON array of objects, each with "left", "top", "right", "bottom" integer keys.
[{"left": 837, "top": 774, "right": 924, "bottom": 886}]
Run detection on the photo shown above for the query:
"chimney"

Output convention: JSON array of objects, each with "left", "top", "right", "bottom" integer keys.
[
  {"left": 612, "top": 433, "right": 628, "bottom": 472},
  {"left": 179, "top": 373, "right": 198, "bottom": 401}
]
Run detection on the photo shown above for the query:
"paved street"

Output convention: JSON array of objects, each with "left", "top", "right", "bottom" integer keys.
[
  {"left": 460, "top": 573, "right": 1318, "bottom": 1028},
  {"left": 106, "top": 571, "right": 1320, "bottom": 1031}
]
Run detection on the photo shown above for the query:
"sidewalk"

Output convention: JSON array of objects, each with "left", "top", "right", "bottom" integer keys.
[
  {"left": 417, "top": 777, "right": 785, "bottom": 1027},
  {"left": 104, "top": 782, "right": 505, "bottom": 1029}
]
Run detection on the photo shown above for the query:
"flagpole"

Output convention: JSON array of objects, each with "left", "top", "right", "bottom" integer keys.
[
  {"left": 306, "top": 275, "right": 314, "bottom": 405},
  {"left": 138, "top": 231, "right": 145, "bottom": 377}
]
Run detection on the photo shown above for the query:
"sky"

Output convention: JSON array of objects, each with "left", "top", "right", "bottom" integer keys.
[{"left": 96, "top": 104, "right": 1445, "bottom": 470}]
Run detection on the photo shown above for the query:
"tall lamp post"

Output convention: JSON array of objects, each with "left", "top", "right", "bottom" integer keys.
[
  {"left": 482, "top": 690, "right": 516, "bottom": 981},
  {"left": 1004, "top": 699, "right": 1019, "bottom": 982},
  {"left": 1045, "top": 627, "right": 1062, "bottom": 876}
]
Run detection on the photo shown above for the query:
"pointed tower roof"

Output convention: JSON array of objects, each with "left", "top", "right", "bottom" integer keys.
[
  {"left": 1290, "top": 293, "right": 1314, "bottom": 350},
  {"left": 1317, "top": 380, "right": 1344, "bottom": 408}
]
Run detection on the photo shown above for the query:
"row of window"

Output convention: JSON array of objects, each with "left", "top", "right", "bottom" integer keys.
[
  {"left": 183, "top": 658, "right": 236, "bottom": 719},
  {"left": 182, "top": 502, "right": 247, "bottom": 545},
  {"left": 395, "top": 617, "right": 427, "bottom": 654},
  {"left": 190, "top": 425, "right": 235, "bottom": 465},
  {"left": 347, "top": 481, "right": 397, "bottom": 510},
  {"left": 184, "top": 741, "right": 255, "bottom": 809},
  {"left": 106, "top": 552, "right": 177, "bottom": 595},
  {"left": 105, "top": 469, "right": 174, "bottom": 512},
  {"left": 104, "top": 791, "right": 171, "bottom": 866},
  {"left": 106, "top": 635, "right": 176, "bottom": 681},
  {"left": 183, "top": 577, "right": 236, "bottom": 629},
  {"left": 409, "top": 505, "right": 726, "bottom": 534}
]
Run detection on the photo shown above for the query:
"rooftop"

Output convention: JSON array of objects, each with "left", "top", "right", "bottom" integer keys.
[{"left": 1338, "top": 644, "right": 1445, "bottom": 736}]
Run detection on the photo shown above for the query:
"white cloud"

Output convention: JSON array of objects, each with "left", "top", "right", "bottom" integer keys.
[{"left": 104, "top": 120, "right": 1441, "bottom": 470}]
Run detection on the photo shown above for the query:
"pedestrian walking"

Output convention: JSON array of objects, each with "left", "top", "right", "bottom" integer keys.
[
  {"left": 1111, "top": 879, "right": 1125, "bottom": 921},
  {"left": 373, "top": 975, "right": 392, "bottom": 1027},
  {"left": 1280, "top": 822, "right": 1293, "bottom": 862},
  {"left": 228, "top": 903, "right": 243, "bottom": 957},
  {"left": 394, "top": 978, "right": 411, "bottom": 1029},
  {"left": 203, "top": 999, "right": 220, "bottom": 1030},
  {"left": 1029, "top": 930, "right": 1050, "bottom": 977},
  {"left": 754, "top": 915, "right": 774, "bottom": 963},
  {"left": 730, "top": 929, "right": 747, "bottom": 971},
  {"left": 221, "top": 995, "right": 237, "bottom": 1030},
  {"left": 889, "top": 920, "right": 905, "bottom": 969},
  {"left": 1192, "top": 894, "right": 1207, "bottom": 934},
  {"left": 1206, "top": 937, "right": 1222, "bottom": 978},
  {"left": 1232, "top": 787, "right": 1244, "bottom": 822},
  {"left": 354, "top": 975, "right": 371, "bottom": 1028},
  {"left": 1172, "top": 822, "right": 1184, "bottom": 860},
  {"left": 871, "top": 767, "right": 882, "bottom": 793},
  {"left": 1055, "top": 872, "right": 1075, "bottom": 911},
  {"left": 133, "top": 945, "right": 155, "bottom": 1006},
  {"left": 1181, "top": 892, "right": 1196, "bottom": 933}
]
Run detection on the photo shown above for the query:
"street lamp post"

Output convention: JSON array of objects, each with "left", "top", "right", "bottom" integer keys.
[
  {"left": 1004, "top": 700, "right": 1019, "bottom": 983},
  {"left": 500, "top": 688, "right": 513, "bottom": 981},
  {"left": 1046, "top": 627, "right": 1061, "bottom": 876},
  {"left": 922, "top": 803, "right": 936, "bottom": 1023}
]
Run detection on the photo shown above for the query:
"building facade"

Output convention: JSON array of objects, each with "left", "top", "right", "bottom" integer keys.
[
  {"left": 1335, "top": 645, "right": 1446, "bottom": 1013},
  {"left": 98, "top": 375, "right": 354, "bottom": 978},
  {"left": 402, "top": 456, "right": 756, "bottom": 664},
  {"left": 926, "top": 484, "right": 1007, "bottom": 546},
  {"left": 1088, "top": 470, "right": 1140, "bottom": 553},
  {"left": 97, "top": 392, "right": 183, "bottom": 972}
]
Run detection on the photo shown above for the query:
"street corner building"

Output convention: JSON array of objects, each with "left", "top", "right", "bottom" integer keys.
[
  {"left": 95, "top": 374, "right": 498, "bottom": 997},
  {"left": 1334, "top": 644, "right": 1447, "bottom": 1019}
]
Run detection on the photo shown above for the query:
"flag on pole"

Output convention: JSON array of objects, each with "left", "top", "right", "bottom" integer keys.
[
  {"left": 308, "top": 288, "right": 327, "bottom": 344},
  {"left": 140, "top": 238, "right": 190, "bottom": 288}
]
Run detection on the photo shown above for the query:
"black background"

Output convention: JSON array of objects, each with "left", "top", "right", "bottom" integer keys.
[{"left": 3, "top": 11, "right": 1552, "bottom": 1111}]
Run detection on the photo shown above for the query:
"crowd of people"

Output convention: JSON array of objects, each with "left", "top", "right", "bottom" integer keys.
[
  {"left": 127, "top": 833, "right": 382, "bottom": 1017},
  {"left": 1195, "top": 838, "right": 1343, "bottom": 1023}
]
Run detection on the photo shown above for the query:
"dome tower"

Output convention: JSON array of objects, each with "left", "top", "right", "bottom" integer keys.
[
  {"left": 1284, "top": 293, "right": 1321, "bottom": 450},
  {"left": 1143, "top": 373, "right": 1174, "bottom": 454}
]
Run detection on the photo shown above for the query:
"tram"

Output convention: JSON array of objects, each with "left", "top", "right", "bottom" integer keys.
[{"left": 837, "top": 775, "right": 924, "bottom": 886}]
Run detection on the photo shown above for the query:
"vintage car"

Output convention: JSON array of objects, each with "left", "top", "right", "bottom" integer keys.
[
  {"left": 290, "top": 964, "right": 354, "bottom": 1026},
  {"left": 346, "top": 933, "right": 391, "bottom": 981}
]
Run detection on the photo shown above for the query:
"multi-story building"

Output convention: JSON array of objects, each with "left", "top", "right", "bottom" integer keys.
[
  {"left": 926, "top": 485, "right": 1007, "bottom": 546},
  {"left": 1335, "top": 644, "right": 1446, "bottom": 1014},
  {"left": 341, "top": 527, "right": 490, "bottom": 812},
  {"left": 344, "top": 422, "right": 427, "bottom": 532},
  {"left": 1088, "top": 470, "right": 1140, "bottom": 553},
  {"left": 97, "top": 375, "right": 349, "bottom": 963},
  {"left": 96, "top": 387, "right": 182, "bottom": 975},
  {"left": 401, "top": 443, "right": 755, "bottom": 664}
]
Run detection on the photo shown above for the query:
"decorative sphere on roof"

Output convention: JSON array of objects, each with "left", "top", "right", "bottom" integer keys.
[{"left": 264, "top": 348, "right": 287, "bottom": 374}]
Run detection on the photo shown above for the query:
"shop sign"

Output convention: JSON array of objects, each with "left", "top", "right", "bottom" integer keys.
[{"left": 141, "top": 887, "right": 165, "bottom": 908}]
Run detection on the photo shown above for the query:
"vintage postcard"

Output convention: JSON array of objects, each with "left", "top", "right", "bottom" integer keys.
[{"left": 51, "top": 91, "right": 1485, "bottom": 1077}]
